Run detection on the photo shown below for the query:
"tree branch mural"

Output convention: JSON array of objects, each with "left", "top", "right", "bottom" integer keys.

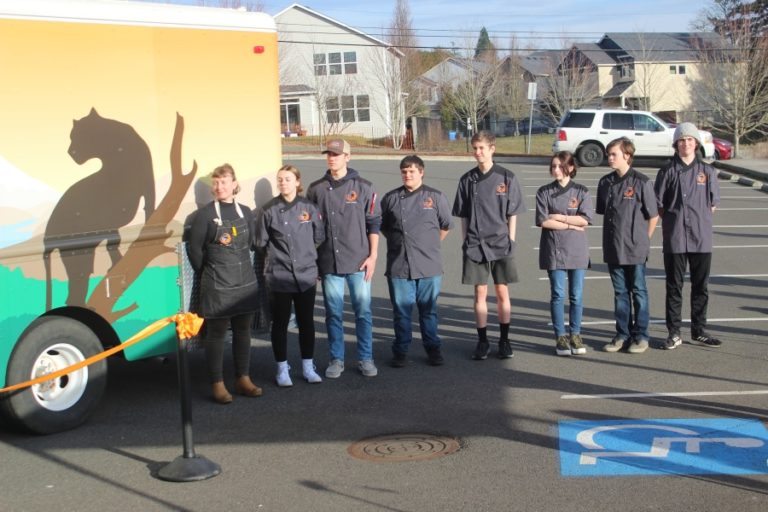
[{"left": 86, "top": 113, "right": 198, "bottom": 324}]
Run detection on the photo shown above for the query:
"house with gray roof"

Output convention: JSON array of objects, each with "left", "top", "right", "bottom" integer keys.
[{"left": 275, "top": 4, "right": 403, "bottom": 139}]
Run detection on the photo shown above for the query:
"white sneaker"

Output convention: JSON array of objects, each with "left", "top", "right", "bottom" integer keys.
[
  {"left": 325, "top": 359, "right": 344, "bottom": 379},
  {"left": 275, "top": 362, "right": 293, "bottom": 387},
  {"left": 358, "top": 359, "right": 378, "bottom": 377},
  {"left": 302, "top": 359, "right": 322, "bottom": 383}
]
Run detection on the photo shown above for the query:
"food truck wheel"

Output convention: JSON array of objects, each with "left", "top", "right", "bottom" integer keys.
[{"left": 1, "top": 316, "right": 107, "bottom": 434}]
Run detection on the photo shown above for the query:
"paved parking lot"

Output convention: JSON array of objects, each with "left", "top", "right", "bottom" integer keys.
[{"left": 1, "top": 156, "right": 766, "bottom": 511}]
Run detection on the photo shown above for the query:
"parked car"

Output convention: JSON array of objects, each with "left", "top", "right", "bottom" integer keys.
[
  {"left": 505, "top": 118, "right": 556, "bottom": 136},
  {"left": 552, "top": 109, "right": 716, "bottom": 167},
  {"left": 713, "top": 137, "right": 733, "bottom": 160}
]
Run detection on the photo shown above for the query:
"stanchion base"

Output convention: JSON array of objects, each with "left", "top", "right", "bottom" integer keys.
[{"left": 157, "top": 454, "right": 221, "bottom": 482}]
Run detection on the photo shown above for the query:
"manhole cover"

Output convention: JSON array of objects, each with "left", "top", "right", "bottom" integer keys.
[{"left": 347, "top": 433, "right": 462, "bottom": 462}]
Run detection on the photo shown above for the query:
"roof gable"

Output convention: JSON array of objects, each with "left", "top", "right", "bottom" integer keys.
[{"left": 274, "top": 3, "right": 403, "bottom": 57}]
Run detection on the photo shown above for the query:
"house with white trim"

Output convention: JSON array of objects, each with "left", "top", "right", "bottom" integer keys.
[{"left": 274, "top": 3, "right": 403, "bottom": 140}]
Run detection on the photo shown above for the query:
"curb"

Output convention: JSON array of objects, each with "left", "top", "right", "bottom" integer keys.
[{"left": 713, "top": 161, "right": 768, "bottom": 193}]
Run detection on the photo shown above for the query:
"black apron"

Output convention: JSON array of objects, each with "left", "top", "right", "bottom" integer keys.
[{"left": 200, "top": 208, "right": 258, "bottom": 319}]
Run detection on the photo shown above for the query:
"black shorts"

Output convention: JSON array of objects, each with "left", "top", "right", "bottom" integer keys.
[{"left": 462, "top": 254, "right": 519, "bottom": 285}]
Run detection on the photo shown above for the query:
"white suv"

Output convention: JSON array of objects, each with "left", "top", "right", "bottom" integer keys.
[{"left": 552, "top": 109, "right": 715, "bottom": 167}]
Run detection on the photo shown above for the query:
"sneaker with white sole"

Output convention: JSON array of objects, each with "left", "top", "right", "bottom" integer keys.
[
  {"left": 603, "top": 336, "right": 627, "bottom": 352},
  {"left": 325, "top": 359, "right": 344, "bottom": 379},
  {"left": 555, "top": 335, "right": 571, "bottom": 356},
  {"left": 663, "top": 334, "right": 683, "bottom": 350},
  {"left": 569, "top": 334, "right": 587, "bottom": 355},
  {"left": 627, "top": 338, "right": 649, "bottom": 354},
  {"left": 358, "top": 359, "right": 378, "bottom": 377},
  {"left": 275, "top": 362, "right": 293, "bottom": 387},
  {"left": 691, "top": 333, "right": 722, "bottom": 347},
  {"left": 302, "top": 359, "right": 322, "bottom": 383}
]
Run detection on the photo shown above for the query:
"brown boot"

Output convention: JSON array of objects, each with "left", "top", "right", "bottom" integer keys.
[
  {"left": 211, "top": 381, "right": 233, "bottom": 404},
  {"left": 235, "top": 375, "right": 263, "bottom": 397}
]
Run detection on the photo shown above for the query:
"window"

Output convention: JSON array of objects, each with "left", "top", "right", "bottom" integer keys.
[
  {"left": 314, "top": 53, "right": 326, "bottom": 76},
  {"left": 329, "top": 52, "right": 342, "bottom": 75},
  {"left": 344, "top": 52, "right": 358, "bottom": 74},
  {"left": 561, "top": 112, "right": 594, "bottom": 128},
  {"left": 678, "top": 65, "right": 686, "bottom": 75},
  {"left": 602, "top": 113, "right": 634, "bottom": 130},
  {"left": 314, "top": 51, "right": 357, "bottom": 76},
  {"left": 669, "top": 65, "right": 677, "bottom": 75},
  {"left": 633, "top": 114, "right": 662, "bottom": 132},
  {"left": 326, "top": 94, "right": 370, "bottom": 123}
]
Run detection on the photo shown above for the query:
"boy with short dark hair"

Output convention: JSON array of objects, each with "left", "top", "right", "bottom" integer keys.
[{"left": 381, "top": 155, "right": 452, "bottom": 367}]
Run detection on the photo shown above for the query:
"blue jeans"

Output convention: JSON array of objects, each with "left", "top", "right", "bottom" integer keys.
[
  {"left": 387, "top": 276, "right": 442, "bottom": 355},
  {"left": 608, "top": 264, "right": 650, "bottom": 341},
  {"left": 321, "top": 272, "right": 373, "bottom": 361},
  {"left": 547, "top": 269, "right": 586, "bottom": 337}
]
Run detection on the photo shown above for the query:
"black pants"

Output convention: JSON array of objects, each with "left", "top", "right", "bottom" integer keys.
[
  {"left": 663, "top": 252, "right": 712, "bottom": 336},
  {"left": 271, "top": 285, "right": 317, "bottom": 362},
  {"left": 203, "top": 313, "right": 254, "bottom": 383}
]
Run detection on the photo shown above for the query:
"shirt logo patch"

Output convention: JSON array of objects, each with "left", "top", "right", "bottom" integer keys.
[
  {"left": 496, "top": 183, "right": 507, "bottom": 195},
  {"left": 568, "top": 197, "right": 579, "bottom": 209},
  {"left": 696, "top": 172, "right": 707, "bottom": 184},
  {"left": 218, "top": 232, "right": 232, "bottom": 246},
  {"left": 345, "top": 190, "right": 358, "bottom": 203},
  {"left": 299, "top": 210, "right": 311, "bottom": 222},
  {"left": 623, "top": 186, "right": 635, "bottom": 199},
  {"left": 422, "top": 196, "right": 435, "bottom": 209}
]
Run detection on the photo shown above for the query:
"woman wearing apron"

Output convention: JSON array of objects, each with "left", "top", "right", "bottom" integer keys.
[
  {"left": 187, "top": 164, "right": 262, "bottom": 403},
  {"left": 256, "top": 165, "right": 325, "bottom": 387}
]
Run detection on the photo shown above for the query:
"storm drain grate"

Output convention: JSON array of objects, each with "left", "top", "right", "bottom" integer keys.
[{"left": 347, "top": 433, "right": 462, "bottom": 462}]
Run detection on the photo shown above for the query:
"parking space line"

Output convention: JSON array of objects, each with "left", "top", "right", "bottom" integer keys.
[
  {"left": 561, "top": 390, "right": 768, "bottom": 400},
  {"left": 577, "top": 317, "right": 768, "bottom": 326}
]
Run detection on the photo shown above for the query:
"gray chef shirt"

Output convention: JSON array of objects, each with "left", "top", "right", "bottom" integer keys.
[
  {"left": 381, "top": 184, "right": 453, "bottom": 279},
  {"left": 452, "top": 164, "right": 526, "bottom": 263},
  {"left": 654, "top": 156, "right": 720, "bottom": 254},
  {"left": 595, "top": 168, "right": 657, "bottom": 266},
  {"left": 306, "top": 168, "right": 381, "bottom": 275},
  {"left": 535, "top": 180, "right": 593, "bottom": 270},
  {"left": 255, "top": 195, "right": 325, "bottom": 293}
]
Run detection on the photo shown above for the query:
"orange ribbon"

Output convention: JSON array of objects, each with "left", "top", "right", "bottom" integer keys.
[{"left": 0, "top": 312, "right": 203, "bottom": 394}]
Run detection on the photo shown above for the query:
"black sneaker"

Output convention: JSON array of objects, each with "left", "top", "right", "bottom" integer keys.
[
  {"left": 472, "top": 340, "right": 490, "bottom": 360},
  {"left": 663, "top": 334, "right": 683, "bottom": 350},
  {"left": 498, "top": 340, "right": 514, "bottom": 359},
  {"left": 390, "top": 352, "right": 407, "bottom": 368},
  {"left": 692, "top": 333, "right": 722, "bottom": 347},
  {"left": 426, "top": 346, "right": 444, "bottom": 366}
]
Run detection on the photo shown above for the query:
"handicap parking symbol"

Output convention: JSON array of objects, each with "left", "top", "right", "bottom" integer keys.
[{"left": 558, "top": 418, "right": 768, "bottom": 476}]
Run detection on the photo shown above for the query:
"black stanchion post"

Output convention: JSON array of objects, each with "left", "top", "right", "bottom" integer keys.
[{"left": 157, "top": 337, "right": 220, "bottom": 482}]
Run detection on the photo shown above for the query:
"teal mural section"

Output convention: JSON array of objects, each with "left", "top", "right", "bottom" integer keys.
[{"left": 0, "top": 264, "right": 181, "bottom": 386}]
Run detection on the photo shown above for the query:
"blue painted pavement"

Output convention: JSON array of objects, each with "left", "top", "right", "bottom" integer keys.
[{"left": 558, "top": 418, "right": 768, "bottom": 477}]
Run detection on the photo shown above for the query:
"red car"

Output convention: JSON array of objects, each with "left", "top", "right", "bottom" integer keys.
[{"left": 713, "top": 138, "right": 733, "bottom": 160}]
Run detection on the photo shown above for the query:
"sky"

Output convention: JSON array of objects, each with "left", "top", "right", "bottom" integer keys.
[{"left": 136, "top": 0, "right": 709, "bottom": 51}]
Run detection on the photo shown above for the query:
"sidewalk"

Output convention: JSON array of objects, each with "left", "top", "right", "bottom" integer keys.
[{"left": 712, "top": 158, "right": 768, "bottom": 192}]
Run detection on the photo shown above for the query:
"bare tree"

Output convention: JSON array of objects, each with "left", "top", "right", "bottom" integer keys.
[
  {"left": 628, "top": 33, "right": 670, "bottom": 111},
  {"left": 436, "top": 33, "right": 504, "bottom": 135},
  {"left": 367, "top": 0, "right": 421, "bottom": 149},
  {"left": 540, "top": 43, "right": 599, "bottom": 123},
  {"left": 489, "top": 36, "right": 530, "bottom": 135},
  {"left": 369, "top": 46, "right": 408, "bottom": 148},
  {"left": 691, "top": 11, "right": 768, "bottom": 156}
]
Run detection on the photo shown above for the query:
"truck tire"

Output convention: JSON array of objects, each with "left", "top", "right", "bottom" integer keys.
[
  {"left": 577, "top": 143, "right": 604, "bottom": 167},
  {"left": 0, "top": 316, "right": 107, "bottom": 434}
]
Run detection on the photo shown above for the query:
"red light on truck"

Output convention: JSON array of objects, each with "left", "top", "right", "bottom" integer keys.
[
  {"left": 253, "top": 46, "right": 265, "bottom": 54},
  {"left": 558, "top": 130, "right": 567, "bottom": 141}
]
